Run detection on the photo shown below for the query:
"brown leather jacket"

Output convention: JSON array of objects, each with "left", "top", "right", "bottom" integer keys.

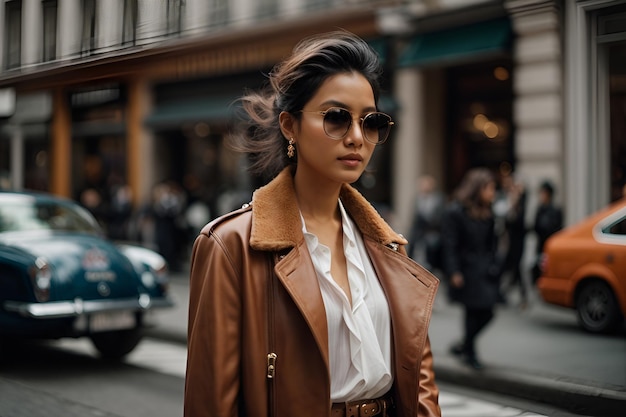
[{"left": 185, "top": 168, "right": 441, "bottom": 417}]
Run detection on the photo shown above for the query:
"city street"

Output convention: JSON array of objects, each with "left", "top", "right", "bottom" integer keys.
[
  {"left": 0, "top": 336, "right": 565, "bottom": 417},
  {"left": 3, "top": 272, "right": 623, "bottom": 416},
  {"left": 151, "top": 273, "right": 626, "bottom": 415}
]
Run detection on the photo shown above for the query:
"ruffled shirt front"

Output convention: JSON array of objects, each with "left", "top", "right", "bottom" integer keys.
[{"left": 301, "top": 200, "right": 392, "bottom": 402}]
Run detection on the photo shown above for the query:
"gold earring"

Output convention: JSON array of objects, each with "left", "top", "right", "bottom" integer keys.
[{"left": 287, "top": 138, "right": 295, "bottom": 158}]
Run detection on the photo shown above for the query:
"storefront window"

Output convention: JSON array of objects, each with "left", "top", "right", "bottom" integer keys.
[
  {"left": 23, "top": 137, "right": 50, "bottom": 191},
  {"left": 599, "top": 4, "right": 626, "bottom": 202},
  {"left": 0, "top": 136, "right": 9, "bottom": 188},
  {"left": 69, "top": 85, "right": 127, "bottom": 236},
  {"left": 445, "top": 59, "right": 514, "bottom": 190},
  {"left": 608, "top": 40, "right": 626, "bottom": 201}
]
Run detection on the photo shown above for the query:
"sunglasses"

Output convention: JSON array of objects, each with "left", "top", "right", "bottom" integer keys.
[{"left": 299, "top": 107, "right": 394, "bottom": 145}]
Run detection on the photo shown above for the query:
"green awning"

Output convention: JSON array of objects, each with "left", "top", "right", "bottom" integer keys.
[
  {"left": 145, "top": 96, "right": 240, "bottom": 129},
  {"left": 377, "top": 95, "right": 398, "bottom": 114},
  {"left": 367, "top": 38, "right": 388, "bottom": 66},
  {"left": 398, "top": 18, "right": 512, "bottom": 68}
]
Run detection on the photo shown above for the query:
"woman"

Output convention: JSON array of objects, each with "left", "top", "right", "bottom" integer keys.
[
  {"left": 185, "top": 32, "right": 441, "bottom": 417},
  {"left": 441, "top": 168, "right": 500, "bottom": 370}
]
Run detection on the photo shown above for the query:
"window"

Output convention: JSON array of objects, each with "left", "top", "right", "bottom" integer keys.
[
  {"left": 208, "top": 0, "right": 227, "bottom": 27},
  {"left": 166, "top": 0, "right": 184, "bottom": 35},
  {"left": 42, "top": 0, "right": 58, "bottom": 61},
  {"left": 598, "top": 8, "right": 626, "bottom": 201},
  {"left": 304, "top": 0, "right": 333, "bottom": 10},
  {"left": 4, "top": 0, "right": 22, "bottom": 69},
  {"left": 605, "top": 216, "right": 626, "bottom": 235},
  {"left": 608, "top": 40, "right": 626, "bottom": 201},
  {"left": 122, "top": 0, "right": 137, "bottom": 45},
  {"left": 255, "top": 0, "right": 278, "bottom": 19},
  {"left": 445, "top": 59, "right": 515, "bottom": 190},
  {"left": 81, "top": 0, "right": 96, "bottom": 55}
]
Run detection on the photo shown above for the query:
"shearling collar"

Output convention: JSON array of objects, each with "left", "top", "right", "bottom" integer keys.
[{"left": 250, "top": 167, "right": 407, "bottom": 251}]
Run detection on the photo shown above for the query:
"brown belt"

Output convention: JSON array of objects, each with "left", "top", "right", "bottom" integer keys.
[{"left": 331, "top": 393, "right": 394, "bottom": 417}]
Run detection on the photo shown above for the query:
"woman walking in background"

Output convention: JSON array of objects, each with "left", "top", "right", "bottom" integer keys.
[
  {"left": 185, "top": 31, "right": 441, "bottom": 416},
  {"left": 442, "top": 168, "right": 501, "bottom": 370}
]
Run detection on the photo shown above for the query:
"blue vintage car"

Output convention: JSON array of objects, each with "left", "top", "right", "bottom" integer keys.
[{"left": 0, "top": 191, "right": 174, "bottom": 358}]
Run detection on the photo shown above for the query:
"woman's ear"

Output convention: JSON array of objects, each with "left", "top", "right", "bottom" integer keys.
[{"left": 279, "top": 111, "right": 296, "bottom": 140}]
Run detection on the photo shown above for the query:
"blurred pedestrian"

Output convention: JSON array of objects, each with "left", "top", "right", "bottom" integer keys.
[
  {"left": 107, "top": 179, "right": 133, "bottom": 241},
  {"left": 407, "top": 175, "right": 445, "bottom": 272},
  {"left": 494, "top": 172, "right": 528, "bottom": 308},
  {"left": 78, "top": 187, "right": 108, "bottom": 229},
  {"left": 442, "top": 168, "right": 501, "bottom": 370},
  {"left": 185, "top": 31, "right": 441, "bottom": 417},
  {"left": 531, "top": 181, "right": 563, "bottom": 283},
  {"left": 152, "top": 181, "right": 187, "bottom": 271}
]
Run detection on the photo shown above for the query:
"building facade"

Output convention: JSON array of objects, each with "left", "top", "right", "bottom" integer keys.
[{"left": 0, "top": 0, "right": 624, "bottom": 240}]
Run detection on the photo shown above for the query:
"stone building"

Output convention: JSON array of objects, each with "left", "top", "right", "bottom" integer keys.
[{"left": 0, "top": 0, "right": 624, "bottom": 238}]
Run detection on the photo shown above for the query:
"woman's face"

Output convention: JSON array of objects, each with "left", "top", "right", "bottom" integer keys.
[
  {"left": 287, "top": 71, "right": 377, "bottom": 187},
  {"left": 480, "top": 180, "right": 496, "bottom": 205}
]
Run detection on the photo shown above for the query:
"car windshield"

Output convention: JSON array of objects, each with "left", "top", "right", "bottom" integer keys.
[{"left": 0, "top": 198, "right": 100, "bottom": 234}]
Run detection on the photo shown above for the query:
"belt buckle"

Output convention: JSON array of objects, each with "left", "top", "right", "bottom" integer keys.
[{"left": 358, "top": 399, "right": 381, "bottom": 417}]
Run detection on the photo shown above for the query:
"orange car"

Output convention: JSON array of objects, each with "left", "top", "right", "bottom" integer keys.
[{"left": 538, "top": 198, "right": 626, "bottom": 333}]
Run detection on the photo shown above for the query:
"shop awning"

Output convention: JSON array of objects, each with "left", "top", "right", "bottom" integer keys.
[
  {"left": 398, "top": 18, "right": 512, "bottom": 68},
  {"left": 145, "top": 96, "right": 240, "bottom": 129},
  {"left": 146, "top": 93, "right": 398, "bottom": 128},
  {"left": 367, "top": 38, "right": 388, "bottom": 66}
]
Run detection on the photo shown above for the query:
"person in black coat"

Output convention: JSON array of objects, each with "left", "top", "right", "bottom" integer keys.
[
  {"left": 442, "top": 168, "right": 501, "bottom": 369},
  {"left": 531, "top": 181, "right": 563, "bottom": 283}
]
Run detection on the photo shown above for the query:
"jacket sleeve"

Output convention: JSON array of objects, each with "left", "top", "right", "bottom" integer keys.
[
  {"left": 418, "top": 336, "right": 442, "bottom": 417},
  {"left": 184, "top": 231, "right": 242, "bottom": 417}
]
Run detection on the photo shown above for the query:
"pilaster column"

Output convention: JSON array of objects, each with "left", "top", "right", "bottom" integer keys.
[
  {"left": 10, "top": 127, "right": 24, "bottom": 190},
  {"left": 22, "top": 0, "right": 42, "bottom": 65},
  {"left": 505, "top": 0, "right": 564, "bottom": 218},
  {"left": 392, "top": 66, "right": 446, "bottom": 236},
  {"left": 393, "top": 68, "right": 421, "bottom": 235},
  {"left": 98, "top": 0, "right": 123, "bottom": 52},
  {"left": 58, "top": 0, "right": 82, "bottom": 58},
  {"left": 51, "top": 89, "right": 71, "bottom": 197},
  {"left": 127, "top": 77, "right": 154, "bottom": 207}
]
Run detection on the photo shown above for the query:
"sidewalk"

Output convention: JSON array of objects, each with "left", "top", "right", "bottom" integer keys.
[
  {"left": 149, "top": 273, "right": 626, "bottom": 417},
  {"left": 0, "top": 378, "right": 123, "bottom": 417}
]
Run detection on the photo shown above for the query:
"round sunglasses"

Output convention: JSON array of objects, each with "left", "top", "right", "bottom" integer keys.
[{"left": 299, "top": 107, "right": 394, "bottom": 145}]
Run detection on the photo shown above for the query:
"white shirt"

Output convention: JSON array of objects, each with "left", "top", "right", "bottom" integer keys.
[{"left": 301, "top": 200, "right": 393, "bottom": 402}]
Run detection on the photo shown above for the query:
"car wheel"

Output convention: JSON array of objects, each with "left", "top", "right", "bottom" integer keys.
[
  {"left": 90, "top": 328, "right": 143, "bottom": 360},
  {"left": 575, "top": 280, "right": 623, "bottom": 333}
]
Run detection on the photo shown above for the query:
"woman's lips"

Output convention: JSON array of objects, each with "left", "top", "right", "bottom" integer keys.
[{"left": 338, "top": 154, "right": 363, "bottom": 167}]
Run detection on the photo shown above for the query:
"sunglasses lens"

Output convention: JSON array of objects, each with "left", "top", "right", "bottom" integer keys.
[
  {"left": 363, "top": 113, "right": 392, "bottom": 144},
  {"left": 323, "top": 108, "right": 352, "bottom": 138}
]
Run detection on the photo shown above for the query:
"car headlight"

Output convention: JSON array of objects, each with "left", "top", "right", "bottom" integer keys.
[
  {"left": 141, "top": 263, "right": 169, "bottom": 294},
  {"left": 29, "top": 257, "right": 52, "bottom": 302},
  {"left": 153, "top": 262, "right": 169, "bottom": 293}
]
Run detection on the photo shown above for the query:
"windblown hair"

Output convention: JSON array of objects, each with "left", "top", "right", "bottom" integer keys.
[
  {"left": 453, "top": 168, "right": 495, "bottom": 220},
  {"left": 231, "top": 31, "right": 383, "bottom": 180}
]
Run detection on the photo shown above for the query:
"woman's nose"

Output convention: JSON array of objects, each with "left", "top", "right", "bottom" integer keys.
[{"left": 344, "top": 118, "right": 365, "bottom": 146}]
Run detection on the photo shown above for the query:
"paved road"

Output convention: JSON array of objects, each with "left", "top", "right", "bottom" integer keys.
[
  {"left": 151, "top": 273, "right": 626, "bottom": 416},
  {"left": 1, "top": 336, "right": 553, "bottom": 417}
]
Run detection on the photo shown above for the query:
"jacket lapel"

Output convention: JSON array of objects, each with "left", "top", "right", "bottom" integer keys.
[
  {"left": 364, "top": 238, "right": 439, "bottom": 410},
  {"left": 274, "top": 242, "right": 330, "bottom": 368}
]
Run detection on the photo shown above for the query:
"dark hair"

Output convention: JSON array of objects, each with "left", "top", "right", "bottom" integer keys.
[
  {"left": 231, "top": 31, "right": 383, "bottom": 179},
  {"left": 539, "top": 180, "right": 555, "bottom": 197},
  {"left": 454, "top": 168, "right": 495, "bottom": 219}
]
